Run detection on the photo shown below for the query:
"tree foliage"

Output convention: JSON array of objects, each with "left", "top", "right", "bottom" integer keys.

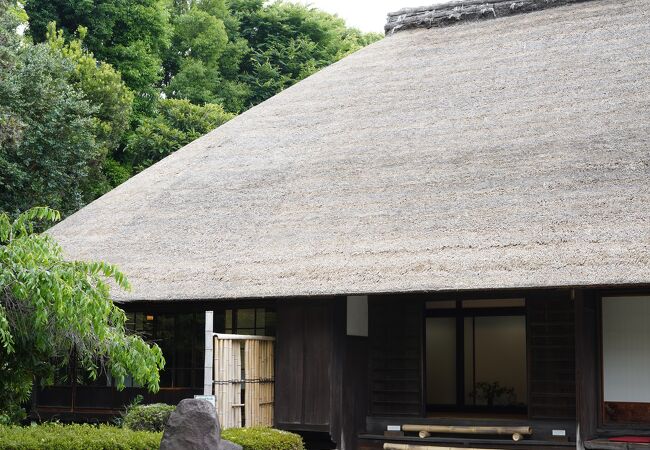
[
  {"left": 0, "top": 207, "right": 164, "bottom": 423},
  {"left": 162, "top": 0, "right": 382, "bottom": 112},
  {"left": 47, "top": 23, "right": 134, "bottom": 160},
  {"left": 232, "top": 1, "right": 382, "bottom": 107},
  {"left": 46, "top": 23, "right": 135, "bottom": 198},
  {"left": 0, "top": 0, "right": 22, "bottom": 72},
  {"left": 127, "top": 98, "right": 233, "bottom": 170},
  {"left": 0, "top": 43, "right": 98, "bottom": 215},
  {"left": 25, "top": 0, "right": 172, "bottom": 104}
]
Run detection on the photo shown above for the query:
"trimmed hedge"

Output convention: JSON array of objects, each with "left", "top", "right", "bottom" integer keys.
[
  {"left": 0, "top": 423, "right": 161, "bottom": 450},
  {"left": 222, "top": 427, "right": 305, "bottom": 450},
  {"left": 123, "top": 403, "right": 176, "bottom": 432}
]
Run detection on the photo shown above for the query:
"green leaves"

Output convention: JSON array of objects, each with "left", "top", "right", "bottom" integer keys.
[
  {"left": 0, "top": 43, "right": 98, "bottom": 216},
  {"left": 126, "top": 98, "right": 233, "bottom": 170},
  {"left": 229, "top": 1, "right": 382, "bottom": 108},
  {"left": 0, "top": 208, "right": 165, "bottom": 421},
  {"left": 47, "top": 23, "right": 135, "bottom": 159},
  {"left": 25, "top": 0, "right": 172, "bottom": 96}
]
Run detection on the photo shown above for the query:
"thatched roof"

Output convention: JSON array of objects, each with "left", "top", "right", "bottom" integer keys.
[{"left": 50, "top": 0, "right": 650, "bottom": 302}]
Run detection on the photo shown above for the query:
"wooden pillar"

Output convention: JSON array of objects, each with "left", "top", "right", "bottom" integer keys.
[
  {"left": 333, "top": 297, "right": 369, "bottom": 450},
  {"left": 575, "top": 289, "right": 598, "bottom": 449}
]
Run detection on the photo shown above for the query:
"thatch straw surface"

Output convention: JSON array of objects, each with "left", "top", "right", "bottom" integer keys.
[{"left": 50, "top": 0, "right": 650, "bottom": 302}]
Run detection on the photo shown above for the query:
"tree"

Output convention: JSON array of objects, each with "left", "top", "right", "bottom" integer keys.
[
  {"left": 25, "top": 0, "right": 172, "bottom": 112},
  {"left": 46, "top": 23, "right": 135, "bottom": 197},
  {"left": 232, "top": 1, "right": 382, "bottom": 107},
  {"left": 163, "top": 8, "right": 228, "bottom": 104},
  {"left": 0, "top": 0, "right": 22, "bottom": 72},
  {"left": 0, "top": 207, "right": 164, "bottom": 423},
  {"left": 163, "top": 0, "right": 382, "bottom": 113},
  {"left": 126, "top": 98, "right": 233, "bottom": 170},
  {"left": 0, "top": 43, "right": 98, "bottom": 216}
]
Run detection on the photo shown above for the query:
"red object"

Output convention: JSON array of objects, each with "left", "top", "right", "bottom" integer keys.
[{"left": 609, "top": 436, "right": 650, "bottom": 443}]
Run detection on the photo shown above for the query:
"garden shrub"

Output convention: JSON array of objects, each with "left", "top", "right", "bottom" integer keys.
[
  {"left": 222, "top": 427, "right": 305, "bottom": 450},
  {"left": 123, "top": 403, "right": 176, "bottom": 432},
  {"left": 0, "top": 423, "right": 161, "bottom": 450}
]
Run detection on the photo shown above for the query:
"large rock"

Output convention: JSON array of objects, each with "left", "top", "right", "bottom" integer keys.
[
  {"left": 160, "top": 399, "right": 221, "bottom": 450},
  {"left": 219, "top": 440, "right": 242, "bottom": 450}
]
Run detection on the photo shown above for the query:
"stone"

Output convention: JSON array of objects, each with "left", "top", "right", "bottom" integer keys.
[
  {"left": 160, "top": 399, "right": 221, "bottom": 450},
  {"left": 219, "top": 440, "right": 243, "bottom": 450}
]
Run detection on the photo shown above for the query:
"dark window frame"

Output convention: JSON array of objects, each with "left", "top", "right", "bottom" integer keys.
[{"left": 424, "top": 301, "right": 528, "bottom": 414}]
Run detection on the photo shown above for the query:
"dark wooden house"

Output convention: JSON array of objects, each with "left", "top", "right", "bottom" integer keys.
[{"left": 37, "top": 0, "right": 650, "bottom": 449}]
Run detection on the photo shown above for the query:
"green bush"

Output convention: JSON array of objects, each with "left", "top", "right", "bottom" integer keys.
[
  {"left": 123, "top": 403, "right": 176, "bottom": 432},
  {"left": 0, "top": 423, "right": 161, "bottom": 450},
  {"left": 222, "top": 427, "right": 305, "bottom": 450}
]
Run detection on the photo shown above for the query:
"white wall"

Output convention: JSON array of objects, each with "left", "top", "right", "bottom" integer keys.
[{"left": 603, "top": 296, "right": 650, "bottom": 402}]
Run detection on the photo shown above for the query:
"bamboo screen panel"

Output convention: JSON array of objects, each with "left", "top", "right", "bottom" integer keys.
[{"left": 213, "top": 334, "right": 275, "bottom": 428}]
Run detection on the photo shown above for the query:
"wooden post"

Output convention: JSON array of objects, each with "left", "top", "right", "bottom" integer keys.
[{"left": 575, "top": 289, "right": 598, "bottom": 450}]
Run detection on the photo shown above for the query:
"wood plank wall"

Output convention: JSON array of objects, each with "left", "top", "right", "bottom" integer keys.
[
  {"left": 275, "top": 299, "right": 334, "bottom": 431},
  {"left": 527, "top": 291, "right": 577, "bottom": 420},
  {"left": 368, "top": 295, "right": 424, "bottom": 417},
  {"left": 275, "top": 297, "right": 370, "bottom": 449}
]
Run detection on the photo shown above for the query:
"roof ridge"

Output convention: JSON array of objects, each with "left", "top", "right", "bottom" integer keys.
[{"left": 385, "top": 0, "right": 594, "bottom": 35}]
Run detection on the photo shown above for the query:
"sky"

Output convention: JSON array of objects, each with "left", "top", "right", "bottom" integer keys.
[{"left": 294, "top": 1, "right": 442, "bottom": 33}]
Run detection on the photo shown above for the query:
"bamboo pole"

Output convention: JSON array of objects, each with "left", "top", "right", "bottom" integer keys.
[
  {"left": 227, "top": 340, "right": 233, "bottom": 427},
  {"left": 401, "top": 425, "right": 532, "bottom": 437},
  {"left": 246, "top": 340, "right": 250, "bottom": 426},
  {"left": 215, "top": 338, "right": 224, "bottom": 427},
  {"left": 233, "top": 340, "right": 240, "bottom": 427},
  {"left": 255, "top": 340, "right": 259, "bottom": 426},
  {"left": 224, "top": 339, "right": 229, "bottom": 427},
  {"left": 269, "top": 340, "right": 272, "bottom": 424},
  {"left": 251, "top": 340, "right": 255, "bottom": 426},
  {"left": 244, "top": 339, "right": 251, "bottom": 427}
]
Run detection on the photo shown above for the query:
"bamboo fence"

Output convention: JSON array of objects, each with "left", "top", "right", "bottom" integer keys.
[{"left": 213, "top": 334, "right": 275, "bottom": 428}]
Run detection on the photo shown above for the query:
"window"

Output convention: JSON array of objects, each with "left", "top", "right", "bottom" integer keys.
[
  {"left": 124, "top": 312, "right": 205, "bottom": 389},
  {"left": 47, "top": 312, "right": 205, "bottom": 390},
  {"left": 602, "top": 296, "right": 650, "bottom": 424},
  {"left": 214, "top": 308, "right": 276, "bottom": 336},
  {"left": 425, "top": 299, "right": 527, "bottom": 413}
]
